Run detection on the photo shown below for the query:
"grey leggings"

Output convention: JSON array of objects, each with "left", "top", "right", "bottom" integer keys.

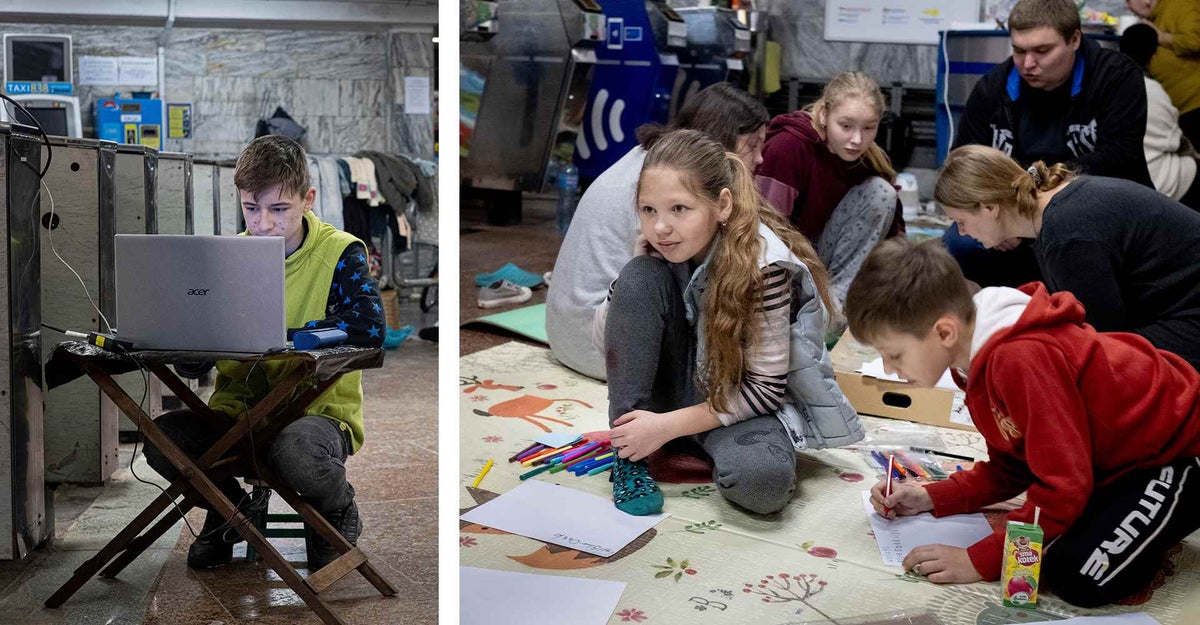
[
  {"left": 817, "top": 176, "right": 897, "bottom": 306},
  {"left": 604, "top": 255, "right": 797, "bottom": 514},
  {"left": 142, "top": 411, "right": 355, "bottom": 515}
]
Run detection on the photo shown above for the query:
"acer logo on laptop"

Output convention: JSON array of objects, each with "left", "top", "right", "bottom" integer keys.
[{"left": 186, "top": 288, "right": 211, "bottom": 296}]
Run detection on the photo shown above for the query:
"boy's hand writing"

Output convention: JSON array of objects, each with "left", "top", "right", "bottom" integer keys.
[
  {"left": 869, "top": 480, "right": 933, "bottom": 519},
  {"left": 609, "top": 410, "right": 673, "bottom": 462},
  {"left": 902, "top": 545, "right": 983, "bottom": 584}
]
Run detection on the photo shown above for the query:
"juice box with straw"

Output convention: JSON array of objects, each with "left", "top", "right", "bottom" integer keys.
[{"left": 1002, "top": 508, "right": 1044, "bottom": 608}]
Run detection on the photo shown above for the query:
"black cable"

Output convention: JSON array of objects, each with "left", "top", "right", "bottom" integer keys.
[{"left": 0, "top": 92, "right": 53, "bottom": 179}]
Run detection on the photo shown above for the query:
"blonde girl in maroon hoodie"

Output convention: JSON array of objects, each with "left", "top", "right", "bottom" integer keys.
[{"left": 757, "top": 71, "right": 904, "bottom": 306}]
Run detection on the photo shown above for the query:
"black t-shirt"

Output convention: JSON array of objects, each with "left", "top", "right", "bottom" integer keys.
[
  {"left": 1032, "top": 176, "right": 1200, "bottom": 368},
  {"left": 1016, "top": 82, "right": 1075, "bottom": 166}
]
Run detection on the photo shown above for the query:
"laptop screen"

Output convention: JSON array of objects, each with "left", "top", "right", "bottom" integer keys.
[{"left": 114, "top": 235, "right": 286, "bottom": 352}]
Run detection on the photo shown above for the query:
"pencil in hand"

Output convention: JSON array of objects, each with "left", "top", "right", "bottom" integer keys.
[{"left": 883, "top": 454, "right": 895, "bottom": 517}]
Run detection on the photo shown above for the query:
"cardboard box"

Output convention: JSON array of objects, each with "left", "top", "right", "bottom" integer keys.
[{"left": 829, "top": 332, "right": 976, "bottom": 432}]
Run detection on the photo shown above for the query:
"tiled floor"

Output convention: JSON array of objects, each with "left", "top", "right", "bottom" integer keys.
[{"left": 141, "top": 297, "right": 439, "bottom": 624}]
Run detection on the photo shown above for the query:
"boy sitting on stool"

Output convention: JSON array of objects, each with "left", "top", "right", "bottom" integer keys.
[
  {"left": 143, "top": 135, "right": 385, "bottom": 570},
  {"left": 845, "top": 238, "right": 1200, "bottom": 607}
]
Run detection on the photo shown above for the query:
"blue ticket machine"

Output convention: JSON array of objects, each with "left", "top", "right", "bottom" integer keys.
[
  {"left": 576, "top": 0, "right": 686, "bottom": 181},
  {"left": 96, "top": 95, "right": 164, "bottom": 150}
]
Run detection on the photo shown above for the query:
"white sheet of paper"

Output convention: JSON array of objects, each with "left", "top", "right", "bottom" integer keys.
[
  {"left": 78, "top": 56, "right": 119, "bottom": 85},
  {"left": 404, "top": 76, "right": 431, "bottom": 114},
  {"left": 1019, "top": 615, "right": 1161, "bottom": 625},
  {"left": 858, "top": 357, "right": 959, "bottom": 391},
  {"left": 460, "top": 480, "right": 668, "bottom": 557},
  {"left": 535, "top": 432, "right": 583, "bottom": 448},
  {"left": 118, "top": 56, "right": 158, "bottom": 85},
  {"left": 860, "top": 491, "right": 993, "bottom": 566},
  {"left": 461, "top": 567, "right": 626, "bottom": 625}
]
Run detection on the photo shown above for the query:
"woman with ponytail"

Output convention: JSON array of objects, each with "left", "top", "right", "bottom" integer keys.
[
  {"left": 936, "top": 144, "right": 1200, "bottom": 369},
  {"left": 598, "top": 129, "right": 862, "bottom": 517},
  {"left": 757, "top": 71, "right": 904, "bottom": 306}
]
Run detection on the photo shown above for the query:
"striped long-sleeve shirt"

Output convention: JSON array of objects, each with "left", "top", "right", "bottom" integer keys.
[{"left": 713, "top": 263, "right": 792, "bottom": 425}]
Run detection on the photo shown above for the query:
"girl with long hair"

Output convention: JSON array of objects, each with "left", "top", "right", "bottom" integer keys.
[
  {"left": 757, "top": 71, "right": 903, "bottom": 305},
  {"left": 935, "top": 144, "right": 1200, "bottom": 370},
  {"left": 599, "top": 129, "right": 863, "bottom": 516},
  {"left": 547, "top": 83, "right": 770, "bottom": 381}
]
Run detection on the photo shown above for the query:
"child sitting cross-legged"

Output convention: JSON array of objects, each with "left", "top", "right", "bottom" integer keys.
[
  {"left": 601, "top": 129, "right": 863, "bottom": 517},
  {"left": 844, "top": 237, "right": 1200, "bottom": 607}
]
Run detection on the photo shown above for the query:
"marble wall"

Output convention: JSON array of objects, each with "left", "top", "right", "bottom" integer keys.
[{"left": 0, "top": 23, "right": 435, "bottom": 161}]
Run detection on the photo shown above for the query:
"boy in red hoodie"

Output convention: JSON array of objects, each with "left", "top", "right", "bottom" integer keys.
[{"left": 844, "top": 238, "right": 1200, "bottom": 607}]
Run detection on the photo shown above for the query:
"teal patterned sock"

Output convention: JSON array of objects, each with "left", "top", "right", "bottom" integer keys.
[{"left": 611, "top": 457, "right": 663, "bottom": 516}]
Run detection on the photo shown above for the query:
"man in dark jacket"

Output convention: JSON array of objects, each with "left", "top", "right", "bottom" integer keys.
[{"left": 943, "top": 0, "right": 1151, "bottom": 287}]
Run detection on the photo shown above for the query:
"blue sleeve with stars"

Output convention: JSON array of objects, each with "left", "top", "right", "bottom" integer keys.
[{"left": 289, "top": 242, "right": 385, "bottom": 347}]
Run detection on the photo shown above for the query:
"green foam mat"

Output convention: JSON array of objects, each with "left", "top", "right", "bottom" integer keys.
[{"left": 461, "top": 303, "right": 548, "bottom": 344}]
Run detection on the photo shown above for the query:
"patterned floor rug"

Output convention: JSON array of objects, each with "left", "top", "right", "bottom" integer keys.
[{"left": 460, "top": 342, "right": 1200, "bottom": 625}]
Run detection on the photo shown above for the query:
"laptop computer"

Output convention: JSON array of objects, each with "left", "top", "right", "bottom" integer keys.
[{"left": 115, "top": 235, "right": 287, "bottom": 353}]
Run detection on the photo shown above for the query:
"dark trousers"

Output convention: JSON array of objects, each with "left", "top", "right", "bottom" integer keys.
[
  {"left": 142, "top": 411, "right": 355, "bottom": 516},
  {"left": 1043, "top": 457, "right": 1200, "bottom": 607},
  {"left": 604, "top": 255, "right": 797, "bottom": 514},
  {"left": 941, "top": 223, "right": 1043, "bottom": 288},
  {"left": 1178, "top": 172, "right": 1200, "bottom": 212}
]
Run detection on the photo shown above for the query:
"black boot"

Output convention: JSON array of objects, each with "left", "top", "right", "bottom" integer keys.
[
  {"left": 186, "top": 510, "right": 243, "bottom": 569},
  {"left": 305, "top": 499, "right": 363, "bottom": 571},
  {"left": 185, "top": 488, "right": 267, "bottom": 570}
]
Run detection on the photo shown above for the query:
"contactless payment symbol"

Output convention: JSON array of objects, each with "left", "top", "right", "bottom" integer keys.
[{"left": 607, "top": 17, "right": 624, "bottom": 49}]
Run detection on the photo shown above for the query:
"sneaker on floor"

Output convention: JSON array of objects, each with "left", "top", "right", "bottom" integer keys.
[
  {"left": 478, "top": 279, "right": 532, "bottom": 308},
  {"left": 542, "top": 271, "right": 553, "bottom": 285},
  {"left": 306, "top": 500, "right": 363, "bottom": 571}
]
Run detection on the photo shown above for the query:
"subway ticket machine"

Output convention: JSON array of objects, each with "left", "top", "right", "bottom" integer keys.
[
  {"left": 461, "top": 0, "right": 606, "bottom": 224},
  {"left": 672, "top": 6, "right": 751, "bottom": 117},
  {"left": 575, "top": 0, "right": 686, "bottom": 181}
]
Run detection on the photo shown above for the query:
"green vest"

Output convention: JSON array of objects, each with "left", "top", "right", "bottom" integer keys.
[{"left": 208, "top": 210, "right": 368, "bottom": 453}]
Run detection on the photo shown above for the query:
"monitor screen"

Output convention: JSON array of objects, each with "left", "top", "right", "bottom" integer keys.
[
  {"left": 10, "top": 39, "right": 68, "bottom": 83},
  {"left": 15, "top": 106, "right": 68, "bottom": 137}
]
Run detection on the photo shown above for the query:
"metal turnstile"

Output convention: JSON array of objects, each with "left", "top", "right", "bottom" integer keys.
[
  {"left": 155, "top": 152, "right": 193, "bottom": 234},
  {"left": 217, "top": 162, "right": 241, "bottom": 235},
  {"left": 192, "top": 159, "right": 221, "bottom": 235},
  {"left": 0, "top": 123, "right": 48, "bottom": 558},
  {"left": 149, "top": 151, "right": 196, "bottom": 411},
  {"left": 40, "top": 137, "right": 119, "bottom": 484},
  {"left": 113, "top": 144, "right": 161, "bottom": 438},
  {"left": 461, "top": 0, "right": 605, "bottom": 221},
  {"left": 672, "top": 6, "right": 751, "bottom": 117}
]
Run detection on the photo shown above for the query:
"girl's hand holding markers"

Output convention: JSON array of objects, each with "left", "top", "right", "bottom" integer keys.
[
  {"left": 869, "top": 479, "right": 933, "bottom": 519},
  {"left": 609, "top": 410, "right": 674, "bottom": 462}
]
